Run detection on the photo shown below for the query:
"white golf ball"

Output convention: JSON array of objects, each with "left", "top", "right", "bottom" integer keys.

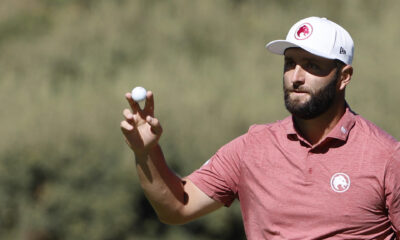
[{"left": 131, "top": 86, "right": 147, "bottom": 102}]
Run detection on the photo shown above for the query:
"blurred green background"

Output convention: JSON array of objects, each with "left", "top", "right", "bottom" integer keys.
[{"left": 0, "top": 0, "right": 399, "bottom": 239}]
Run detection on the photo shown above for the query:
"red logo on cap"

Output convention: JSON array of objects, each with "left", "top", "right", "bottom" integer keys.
[{"left": 295, "top": 23, "right": 313, "bottom": 40}]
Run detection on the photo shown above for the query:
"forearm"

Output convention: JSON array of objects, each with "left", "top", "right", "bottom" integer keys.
[
  {"left": 121, "top": 91, "right": 220, "bottom": 224},
  {"left": 135, "top": 144, "right": 187, "bottom": 223}
]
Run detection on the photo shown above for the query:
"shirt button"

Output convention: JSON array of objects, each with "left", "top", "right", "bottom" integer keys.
[{"left": 341, "top": 126, "right": 347, "bottom": 134}]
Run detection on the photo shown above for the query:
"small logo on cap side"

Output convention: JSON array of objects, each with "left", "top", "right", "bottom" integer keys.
[
  {"left": 295, "top": 23, "right": 313, "bottom": 40},
  {"left": 340, "top": 47, "right": 347, "bottom": 55}
]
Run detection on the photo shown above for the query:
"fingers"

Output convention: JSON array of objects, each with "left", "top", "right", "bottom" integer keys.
[
  {"left": 122, "top": 107, "right": 161, "bottom": 131},
  {"left": 146, "top": 115, "right": 163, "bottom": 135},
  {"left": 126, "top": 90, "right": 155, "bottom": 117},
  {"left": 120, "top": 120, "right": 133, "bottom": 132},
  {"left": 144, "top": 91, "right": 154, "bottom": 116},
  {"left": 125, "top": 92, "right": 139, "bottom": 114},
  {"left": 123, "top": 89, "right": 160, "bottom": 136},
  {"left": 122, "top": 108, "right": 140, "bottom": 132},
  {"left": 123, "top": 108, "right": 134, "bottom": 122}
]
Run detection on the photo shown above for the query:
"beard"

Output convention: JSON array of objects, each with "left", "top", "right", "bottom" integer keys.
[{"left": 284, "top": 74, "right": 338, "bottom": 120}]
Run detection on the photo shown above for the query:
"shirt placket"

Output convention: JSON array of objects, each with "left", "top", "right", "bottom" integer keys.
[
  {"left": 304, "top": 149, "right": 314, "bottom": 183},
  {"left": 294, "top": 136, "right": 314, "bottom": 183}
]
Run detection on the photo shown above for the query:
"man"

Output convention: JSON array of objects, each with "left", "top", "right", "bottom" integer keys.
[{"left": 121, "top": 17, "right": 400, "bottom": 239}]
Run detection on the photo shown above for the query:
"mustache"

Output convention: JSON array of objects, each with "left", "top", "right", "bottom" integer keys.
[{"left": 284, "top": 85, "right": 312, "bottom": 93}]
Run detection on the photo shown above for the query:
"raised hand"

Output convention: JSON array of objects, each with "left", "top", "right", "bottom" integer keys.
[{"left": 120, "top": 90, "right": 163, "bottom": 155}]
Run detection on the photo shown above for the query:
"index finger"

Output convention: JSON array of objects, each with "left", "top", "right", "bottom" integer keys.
[{"left": 125, "top": 92, "right": 140, "bottom": 114}]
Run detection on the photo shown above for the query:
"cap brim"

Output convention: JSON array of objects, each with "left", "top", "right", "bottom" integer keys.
[
  {"left": 266, "top": 40, "right": 300, "bottom": 55},
  {"left": 266, "top": 40, "right": 337, "bottom": 62}
]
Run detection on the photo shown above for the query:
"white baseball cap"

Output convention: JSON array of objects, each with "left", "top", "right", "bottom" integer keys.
[{"left": 266, "top": 16, "right": 354, "bottom": 65}]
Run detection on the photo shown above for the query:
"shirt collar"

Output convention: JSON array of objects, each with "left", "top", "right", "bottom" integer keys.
[
  {"left": 282, "top": 105, "right": 356, "bottom": 144},
  {"left": 325, "top": 106, "right": 356, "bottom": 142}
]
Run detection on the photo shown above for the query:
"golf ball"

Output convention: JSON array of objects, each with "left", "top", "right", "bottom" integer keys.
[{"left": 131, "top": 86, "right": 147, "bottom": 102}]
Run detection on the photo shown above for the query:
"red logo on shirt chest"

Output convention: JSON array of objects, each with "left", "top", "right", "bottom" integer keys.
[{"left": 330, "top": 173, "right": 351, "bottom": 193}]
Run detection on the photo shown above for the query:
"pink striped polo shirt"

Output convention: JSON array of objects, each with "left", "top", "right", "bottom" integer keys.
[{"left": 187, "top": 107, "right": 400, "bottom": 239}]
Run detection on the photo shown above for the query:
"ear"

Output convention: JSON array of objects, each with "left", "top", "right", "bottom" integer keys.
[{"left": 338, "top": 65, "right": 353, "bottom": 91}]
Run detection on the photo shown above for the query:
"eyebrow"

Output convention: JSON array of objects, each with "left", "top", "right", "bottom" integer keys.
[{"left": 284, "top": 56, "right": 321, "bottom": 64}]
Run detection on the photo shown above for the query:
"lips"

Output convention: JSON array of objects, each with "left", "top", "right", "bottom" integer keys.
[{"left": 291, "top": 90, "right": 309, "bottom": 94}]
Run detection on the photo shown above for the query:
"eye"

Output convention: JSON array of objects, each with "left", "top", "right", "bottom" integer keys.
[
  {"left": 284, "top": 59, "right": 296, "bottom": 71},
  {"left": 304, "top": 61, "right": 320, "bottom": 71}
]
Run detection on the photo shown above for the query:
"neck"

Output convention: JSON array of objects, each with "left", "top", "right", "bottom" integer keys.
[{"left": 293, "top": 99, "right": 346, "bottom": 146}]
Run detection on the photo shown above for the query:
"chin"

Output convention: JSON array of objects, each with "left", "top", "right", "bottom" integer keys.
[{"left": 288, "top": 96, "right": 310, "bottom": 107}]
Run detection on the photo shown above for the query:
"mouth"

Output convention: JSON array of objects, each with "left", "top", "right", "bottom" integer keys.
[
  {"left": 291, "top": 90, "right": 309, "bottom": 94},
  {"left": 288, "top": 90, "right": 310, "bottom": 101}
]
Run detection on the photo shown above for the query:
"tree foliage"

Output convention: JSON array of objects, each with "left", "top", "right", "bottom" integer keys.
[{"left": 0, "top": 0, "right": 399, "bottom": 239}]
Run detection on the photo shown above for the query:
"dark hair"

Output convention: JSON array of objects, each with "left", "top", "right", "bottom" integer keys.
[{"left": 334, "top": 59, "right": 346, "bottom": 70}]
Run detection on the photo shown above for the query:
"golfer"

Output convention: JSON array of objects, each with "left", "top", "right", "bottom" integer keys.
[{"left": 121, "top": 16, "right": 400, "bottom": 239}]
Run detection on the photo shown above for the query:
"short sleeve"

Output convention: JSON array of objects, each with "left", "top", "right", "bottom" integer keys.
[
  {"left": 385, "top": 144, "right": 400, "bottom": 234},
  {"left": 186, "top": 133, "right": 247, "bottom": 207}
]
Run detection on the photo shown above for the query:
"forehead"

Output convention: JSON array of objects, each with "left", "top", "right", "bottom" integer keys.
[{"left": 284, "top": 48, "right": 335, "bottom": 65}]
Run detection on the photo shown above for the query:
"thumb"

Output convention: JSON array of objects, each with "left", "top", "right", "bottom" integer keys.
[{"left": 146, "top": 116, "right": 163, "bottom": 136}]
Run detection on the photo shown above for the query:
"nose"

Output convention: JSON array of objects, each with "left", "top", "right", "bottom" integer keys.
[{"left": 291, "top": 64, "right": 306, "bottom": 86}]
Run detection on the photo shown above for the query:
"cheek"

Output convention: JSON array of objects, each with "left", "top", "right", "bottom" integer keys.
[{"left": 283, "top": 74, "right": 291, "bottom": 88}]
